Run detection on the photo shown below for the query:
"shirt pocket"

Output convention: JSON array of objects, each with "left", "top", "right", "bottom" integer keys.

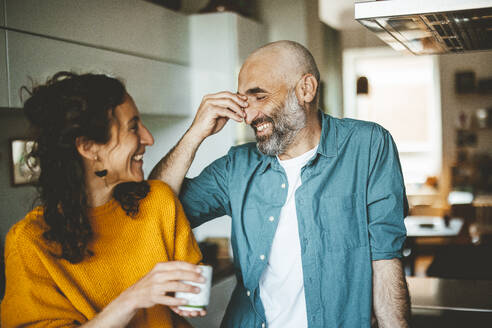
[{"left": 319, "top": 193, "right": 365, "bottom": 250}]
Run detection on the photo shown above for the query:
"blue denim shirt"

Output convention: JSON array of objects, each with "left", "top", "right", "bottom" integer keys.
[{"left": 180, "top": 112, "right": 408, "bottom": 328}]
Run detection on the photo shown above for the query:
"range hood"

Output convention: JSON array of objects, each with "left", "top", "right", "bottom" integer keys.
[{"left": 355, "top": 0, "right": 492, "bottom": 54}]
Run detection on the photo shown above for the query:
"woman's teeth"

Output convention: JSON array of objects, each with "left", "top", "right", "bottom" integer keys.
[
  {"left": 133, "top": 154, "right": 143, "bottom": 161},
  {"left": 256, "top": 123, "right": 272, "bottom": 132}
]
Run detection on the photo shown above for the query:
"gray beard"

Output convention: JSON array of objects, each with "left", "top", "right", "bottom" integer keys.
[{"left": 256, "top": 89, "right": 307, "bottom": 156}]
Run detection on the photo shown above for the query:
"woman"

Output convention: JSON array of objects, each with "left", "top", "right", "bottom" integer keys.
[{"left": 1, "top": 72, "right": 206, "bottom": 327}]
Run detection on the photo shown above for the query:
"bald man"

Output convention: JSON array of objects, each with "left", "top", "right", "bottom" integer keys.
[{"left": 151, "top": 41, "right": 410, "bottom": 328}]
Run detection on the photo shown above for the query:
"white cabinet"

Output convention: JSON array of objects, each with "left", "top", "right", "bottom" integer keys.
[
  {"left": 190, "top": 13, "right": 266, "bottom": 147},
  {"left": 190, "top": 13, "right": 266, "bottom": 81},
  {"left": 5, "top": 0, "right": 189, "bottom": 64},
  {"left": 7, "top": 31, "right": 190, "bottom": 115},
  {"left": 0, "top": 29, "right": 8, "bottom": 107}
]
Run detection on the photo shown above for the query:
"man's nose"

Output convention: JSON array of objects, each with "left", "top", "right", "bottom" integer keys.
[{"left": 244, "top": 106, "right": 260, "bottom": 125}]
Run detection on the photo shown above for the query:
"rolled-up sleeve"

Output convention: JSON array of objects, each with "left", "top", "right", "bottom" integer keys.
[
  {"left": 367, "top": 125, "right": 408, "bottom": 261},
  {"left": 179, "top": 154, "right": 232, "bottom": 229}
]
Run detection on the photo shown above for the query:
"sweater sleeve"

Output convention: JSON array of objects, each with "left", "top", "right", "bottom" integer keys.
[
  {"left": 147, "top": 180, "right": 202, "bottom": 265},
  {"left": 1, "top": 223, "right": 86, "bottom": 327},
  {"left": 172, "top": 193, "right": 203, "bottom": 265}
]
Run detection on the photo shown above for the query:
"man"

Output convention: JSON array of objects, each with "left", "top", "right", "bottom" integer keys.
[{"left": 150, "top": 40, "right": 410, "bottom": 328}]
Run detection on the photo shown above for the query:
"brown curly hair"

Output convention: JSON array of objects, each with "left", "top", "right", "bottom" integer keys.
[{"left": 23, "top": 71, "right": 149, "bottom": 263}]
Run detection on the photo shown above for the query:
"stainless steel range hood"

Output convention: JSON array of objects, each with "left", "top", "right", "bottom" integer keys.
[{"left": 355, "top": 0, "right": 492, "bottom": 54}]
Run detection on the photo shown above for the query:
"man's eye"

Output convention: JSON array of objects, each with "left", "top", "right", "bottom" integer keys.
[
  {"left": 130, "top": 125, "right": 138, "bottom": 132},
  {"left": 256, "top": 95, "right": 266, "bottom": 100}
]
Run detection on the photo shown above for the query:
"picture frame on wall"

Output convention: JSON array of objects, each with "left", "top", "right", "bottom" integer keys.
[{"left": 9, "top": 138, "right": 40, "bottom": 187}]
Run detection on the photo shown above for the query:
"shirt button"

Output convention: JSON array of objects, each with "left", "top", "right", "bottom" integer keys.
[
  {"left": 260, "top": 254, "right": 265, "bottom": 261},
  {"left": 281, "top": 183, "right": 286, "bottom": 189},
  {"left": 262, "top": 323, "right": 266, "bottom": 328},
  {"left": 246, "top": 290, "right": 251, "bottom": 296},
  {"left": 268, "top": 216, "right": 275, "bottom": 222}
]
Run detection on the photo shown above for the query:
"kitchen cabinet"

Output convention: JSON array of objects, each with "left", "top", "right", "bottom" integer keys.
[
  {"left": 7, "top": 30, "right": 190, "bottom": 115},
  {"left": 190, "top": 13, "right": 266, "bottom": 80},
  {"left": 189, "top": 13, "right": 266, "bottom": 144},
  {"left": 5, "top": 0, "right": 189, "bottom": 64},
  {"left": 0, "top": 29, "right": 8, "bottom": 107}
]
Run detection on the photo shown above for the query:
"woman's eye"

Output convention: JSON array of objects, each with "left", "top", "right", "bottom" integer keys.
[{"left": 130, "top": 125, "right": 138, "bottom": 132}]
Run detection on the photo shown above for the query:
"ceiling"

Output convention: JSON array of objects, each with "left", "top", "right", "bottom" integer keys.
[{"left": 319, "top": 0, "right": 361, "bottom": 30}]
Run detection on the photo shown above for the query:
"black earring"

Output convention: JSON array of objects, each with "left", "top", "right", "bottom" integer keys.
[
  {"left": 93, "top": 155, "right": 107, "bottom": 178},
  {"left": 95, "top": 170, "right": 108, "bottom": 178}
]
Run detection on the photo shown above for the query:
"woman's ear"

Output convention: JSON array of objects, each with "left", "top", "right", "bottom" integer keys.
[
  {"left": 295, "top": 73, "right": 318, "bottom": 106},
  {"left": 75, "top": 137, "right": 98, "bottom": 161}
]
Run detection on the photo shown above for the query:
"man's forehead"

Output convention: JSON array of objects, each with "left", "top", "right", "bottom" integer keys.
[{"left": 238, "top": 60, "right": 282, "bottom": 93}]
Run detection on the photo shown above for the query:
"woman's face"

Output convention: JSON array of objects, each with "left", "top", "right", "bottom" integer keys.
[{"left": 98, "top": 95, "right": 154, "bottom": 184}]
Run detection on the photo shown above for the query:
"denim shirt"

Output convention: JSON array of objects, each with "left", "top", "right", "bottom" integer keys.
[{"left": 180, "top": 112, "right": 408, "bottom": 328}]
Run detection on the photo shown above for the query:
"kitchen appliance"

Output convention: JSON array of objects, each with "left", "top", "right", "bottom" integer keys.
[{"left": 355, "top": 0, "right": 492, "bottom": 54}]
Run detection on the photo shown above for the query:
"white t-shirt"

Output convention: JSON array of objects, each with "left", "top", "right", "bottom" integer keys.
[{"left": 259, "top": 145, "right": 318, "bottom": 328}]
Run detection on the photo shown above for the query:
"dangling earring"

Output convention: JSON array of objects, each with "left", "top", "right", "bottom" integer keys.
[{"left": 93, "top": 156, "right": 108, "bottom": 178}]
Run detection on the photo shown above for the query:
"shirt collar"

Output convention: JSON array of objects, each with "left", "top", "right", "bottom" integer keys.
[
  {"left": 258, "top": 110, "right": 337, "bottom": 174},
  {"left": 317, "top": 110, "right": 338, "bottom": 158}
]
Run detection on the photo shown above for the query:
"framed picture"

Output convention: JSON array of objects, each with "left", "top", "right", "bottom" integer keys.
[{"left": 9, "top": 138, "right": 40, "bottom": 186}]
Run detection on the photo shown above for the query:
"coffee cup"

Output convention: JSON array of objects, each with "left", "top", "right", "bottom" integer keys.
[{"left": 176, "top": 265, "right": 213, "bottom": 311}]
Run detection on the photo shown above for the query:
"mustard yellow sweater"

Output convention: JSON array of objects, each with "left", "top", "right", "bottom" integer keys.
[{"left": 1, "top": 180, "right": 202, "bottom": 327}]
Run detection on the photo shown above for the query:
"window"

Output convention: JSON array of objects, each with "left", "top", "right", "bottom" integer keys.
[{"left": 343, "top": 48, "right": 442, "bottom": 194}]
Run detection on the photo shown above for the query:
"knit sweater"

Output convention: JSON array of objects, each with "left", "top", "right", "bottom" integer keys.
[{"left": 1, "top": 180, "right": 202, "bottom": 327}]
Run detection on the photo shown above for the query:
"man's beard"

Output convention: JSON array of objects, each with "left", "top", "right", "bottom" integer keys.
[{"left": 253, "top": 89, "right": 307, "bottom": 156}]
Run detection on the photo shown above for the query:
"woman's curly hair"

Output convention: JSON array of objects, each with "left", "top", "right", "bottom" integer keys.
[{"left": 23, "top": 71, "right": 149, "bottom": 263}]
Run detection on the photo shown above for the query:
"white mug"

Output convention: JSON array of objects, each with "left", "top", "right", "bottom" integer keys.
[{"left": 176, "top": 265, "right": 213, "bottom": 311}]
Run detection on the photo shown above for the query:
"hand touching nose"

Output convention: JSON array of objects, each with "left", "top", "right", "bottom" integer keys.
[{"left": 188, "top": 91, "right": 248, "bottom": 141}]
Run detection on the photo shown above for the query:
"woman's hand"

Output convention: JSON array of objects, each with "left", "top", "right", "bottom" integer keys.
[
  {"left": 81, "top": 261, "right": 206, "bottom": 327},
  {"left": 121, "top": 261, "right": 205, "bottom": 309}
]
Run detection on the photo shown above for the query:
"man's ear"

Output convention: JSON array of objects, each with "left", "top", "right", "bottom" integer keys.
[
  {"left": 75, "top": 137, "right": 98, "bottom": 161},
  {"left": 295, "top": 74, "right": 318, "bottom": 106}
]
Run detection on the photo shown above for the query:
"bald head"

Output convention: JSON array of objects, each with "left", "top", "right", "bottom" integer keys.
[{"left": 244, "top": 40, "right": 320, "bottom": 88}]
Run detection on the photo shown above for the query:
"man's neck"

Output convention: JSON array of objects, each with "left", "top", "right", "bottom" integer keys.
[{"left": 278, "top": 110, "right": 322, "bottom": 160}]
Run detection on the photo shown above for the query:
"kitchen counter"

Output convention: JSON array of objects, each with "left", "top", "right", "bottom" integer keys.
[
  {"left": 407, "top": 277, "right": 492, "bottom": 312},
  {"left": 408, "top": 277, "right": 492, "bottom": 327}
]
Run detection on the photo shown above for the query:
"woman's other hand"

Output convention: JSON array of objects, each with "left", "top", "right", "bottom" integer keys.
[
  {"left": 122, "top": 261, "right": 205, "bottom": 310},
  {"left": 82, "top": 261, "right": 206, "bottom": 327}
]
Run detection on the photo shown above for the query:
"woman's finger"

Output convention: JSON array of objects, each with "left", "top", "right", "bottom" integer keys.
[
  {"left": 155, "top": 270, "right": 204, "bottom": 284},
  {"left": 161, "top": 281, "right": 200, "bottom": 294},
  {"left": 153, "top": 294, "right": 188, "bottom": 307}
]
